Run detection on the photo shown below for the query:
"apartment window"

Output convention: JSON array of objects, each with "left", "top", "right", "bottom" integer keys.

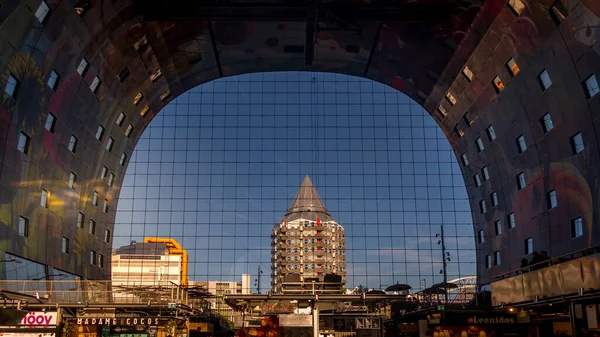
[
  {"left": 494, "top": 251, "right": 501, "bottom": 266},
  {"left": 117, "top": 67, "right": 130, "bottom": 83},
  {"left": 77, "top": 58, "right": 89, "bottom": 76},
  {"left": 571, "top": 132, "right": 584, "bottom": 154},
  {"left": 507, "top": 0, "right": 525, "bottom": 16},
  {"left": 92, "top": 191, "right": 99, "bottom": 206},
  {"left": 477, "top": 230, "right": 485, "bottom": 244},
  {"left": 106, "top": 137, "right": 114, "bottom": 152},
  {"left": 506, "top": 58, "right": 520, "bottom": 76},
  {"left": 540, "top": 113, "right": 554, "bottom": 133},
  {"left": 116, "top": 112, "right": 126, "bottom": 126},
  {"left": 463, "top": 111, "right": 475, "bottom": 126},
  {"left": 101, "top": 166, "right": 108, "bottom": 180},
  {"left": 18, "top": 132, "right": 30, "bottom": 154},
  {"left": 108, "top": 173, "right": 115, "bottom": 187},
  {"left": 90, "top": 250, "right": 97, "bottom": 265},
  {"left": 68, "top": 172, "right": 77, "bottom": 189},
  {"left": 445, "top": 92, "right": 457, "bottom": 105},
  {"left": 479, "top": 200, "right": 487, "bottom": 214},
  {"left": 34, "top": 1, "right": 51, "bottom": 23},
  {"left": 584, "top": 74, "right": 599, "bottom": 98},
  {"left": 492, "top": 76, "right": 504, "bottom": 93},
  {"left": 133, "top": 92, "right": 144, "bottom": 105},
  {"left": 62, "top": 237, "right": 70, "bottom": 254},
  {"left": 482, "top": 166, "right": 490, "bottom": 181},
  {"left": 90, "top": 76, "right": 101, "bottom": 93},
  {"left": 93, "top": 126, "right": 105, "bottom": 142},
  {"left": 491, "top": 192, "right": 499, "bottom": 207},
  {"left": 105, "top": 229, "right": 111, "bottom": 243},
  {"left": 550, "top": 1, "right": 568, "bottom": 24},
  {"left": 120, "top": 153, "right": 127, "bottom": 166},
  {"left": 98, "top": 254, "right": 104, "bottom": 268},
  {"left": 437, "top": 105, "right": 447, "bottom": 118},
  {"left": 516, "top": 135, "right": 527, "bottom": 153},
  {"left": 460, "top": 153, "right": 469, "bottom": 167},
  {"left": 571, "top": 217, "right": 583, "bottom": 238},
  {"left": 547, "top": 189, "right": 557, "bottom": 209},
  {"left": 486, "top": 125, "right": 496, "bottom": 141},
  {"left": 18, "top": 216, "right": 29, "bottom": 237},
  {"left": 517, "top": 172, "right": 526, "bottom": 190},
  {"left": 485, "top": 255, "right": 492, "bottom": 269},
  {"left": 103, "top": 199, "right": 108, "bottom": 213},
  {"left": 41, "top": 189, "right": 49, "bottom": 208},
  {"left": 538, "top": 69, "right": 552, "bottom": 91},
  {"left": 45, "top": 112, "right": 56, "bottom": 132},
  {"left": 68, "top": 135, "right": 78, "bottom": 153},
  {"left": 525, "top": 237, "right": 533, "bottom": 255},
  {"left": 125, "top": 124, "right": 133, "bottom": 137},
  {"left": 5, "top": 74, "right": 19, "bottom": 98},
  {"left": 475, "top": 137, "right": 485, "bottom": 152},
  {"left": 494, "top": 220, "right": 502, "bottom": 235},
  {"left": 140, "top": 105, "right": 150, "bottom": 117},
  {"left": 77, "top": 212, "right": 84, "bottom": 228},
  {"left": 462, "top": 66, "right": 474, "bottom": 82},
  {"left": 507, "top": 212, "right": 516, "bottom": 229},
  {"left": 454, "top": 125, "right": 464, "bottom": 138},
  {"left": 89, "top": 219, "right": 96, "bottom": 235},
  {"left": 160, "top": 90, "right": 171, "bottom": 101},
  {"left": 47, "top": 70, "right": 60, "bottom": 90},
  {"left": 473, "top": 173, "right": 482, "bottom": 187},
  {"left": 150, "top": 69, "right": 163, "bottom": 82}
]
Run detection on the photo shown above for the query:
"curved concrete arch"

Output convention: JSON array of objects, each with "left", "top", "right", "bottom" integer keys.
[{"left": 0, "top": 0, "right": 598, "bottom": 285}]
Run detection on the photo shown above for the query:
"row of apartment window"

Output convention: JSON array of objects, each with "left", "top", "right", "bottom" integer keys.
[{"left": 484, "top": 217, "right": 583, "bottom": 268}]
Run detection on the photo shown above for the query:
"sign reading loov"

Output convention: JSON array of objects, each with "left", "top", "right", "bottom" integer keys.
[{"left": 18, "top": 312, "right": 57, "bottom": 327}]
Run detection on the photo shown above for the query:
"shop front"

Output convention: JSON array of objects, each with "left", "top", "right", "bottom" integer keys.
[
  {"left": 426, "top": 311, "right": 537, "bottom": 337},
  {"left": 64, "top": 317, "right": 187, "bottom": 337}
]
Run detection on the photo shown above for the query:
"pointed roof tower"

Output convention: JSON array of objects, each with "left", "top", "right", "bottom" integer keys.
[{"left": 280, "top": 175, "right": 333, "bottom": 222}]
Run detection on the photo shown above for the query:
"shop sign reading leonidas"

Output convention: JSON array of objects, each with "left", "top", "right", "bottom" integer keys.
[{"left": 71, "top": 318, "right": 168, "bottom": 326}]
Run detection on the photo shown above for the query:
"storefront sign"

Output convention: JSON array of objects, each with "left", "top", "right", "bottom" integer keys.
[
  {"left": 438, "top": 312, "right": 519, "bottom": 325},
  {"left": 469, "top": 315, "right": 516, "bottom": 324},
  {"left": 335, "top": 302, "right": 368, "bottom": 313},
  {"left": 72, "top": 318, "right": 167, "bottom": 326},
  {"left": 260, "top": 301, "right": 297, "bottom": 314},
  {"left": 17, "top": 312, "right": 57, "bottom": 327}
]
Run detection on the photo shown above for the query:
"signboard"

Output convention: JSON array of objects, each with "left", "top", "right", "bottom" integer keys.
[
  {"left": 119, "top": 255, "right": 160, "bottom": 260},
  {"left": 438, "top": 312, "right": 521, "bottom": 325},
  {"left": 9, "top": 312, "right": 58, "bottom": 328},
  {"left": 70, "top": 318, "right": 167, "bottom": 327},
  {"left": 260, "top": 301, "right": 297, "bottom": 314},
  {"left": 335, "top": 302, "right": 368, "bottom": 313},
  {"left": 279, "top": 315, "right": 312, "bottom": 327}
]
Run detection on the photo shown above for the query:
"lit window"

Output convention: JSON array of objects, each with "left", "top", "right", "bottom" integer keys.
[
  {"left": 95, "top": 125, "right": 105, "bottom": 141},
  {"left": 68, "top": 172, "right": 77, "bottom": 189},
  {"left": 538, "top": 69, "right": 552, "bottom": 91},
  {"left": 106, "top": 137, "right": 114, "bottom": 152},
  {"left": 90, "top": 250, "right": 96, "bottom": 265},
  {"left": 18, "top": 216, "right": 29, "bottom": 237},
  {"left": 494, "top": 251, "right": 501, "bottom": 266},
  {"left": 540, "top": 113, "right": 554, "bottom": 133},
  {"left": 507, "top": 0, "right": 525, "bottom": 16},
  {"left": 473, "top": 173, "right": 482, "bottom": 187},
  {"left": 475, "top": 137, "right": 484, "bottom": 152},
  {"left": 454, "top": 125, "right": 464, "bottom": 138},
  {"left": 125, "top": 124, "right": 133, "bottom": 137},
  {"left": 120, "top": 153, "right": 127, "bottom": 166},
  {"left": 550, "top": 1, "right": 567, "bottom": 24},
  {"left": 547, "top": 189, "right": 557, "bottom": 209},
  {"left": 160, "top": 90, "right": 171, "bottom": 101},
  {"left": 482, "top": 166, "right": 490, "bottom": 181},
  {"left": 5, "top": 74, "right": 19, "bottom": 98},
  {"left": 460, "top": 153, "right": 468, "bottom": 167},
  {"left": 517, "top": 172, "right": 526, "bottom": 190},
  {"left": 462, "top": 66, "right": 474, "bottom": 82},
  {"left": 479, "top": 200, "right": 486, "bottom": 214},
  {"left": 477, "top": 230, "right": 485, "bottom": 243},
  {"left": 437, "top": 105, "right": 447, "bottom": 117},
  {"left": 101, "top": 166, "right": 108, "bottom": 180},
  {"left": 492, "top": 76, "right": 504, "bottom": 93},
  {"left": 140, "top": 105, "right": 150, "bottom": 117},
  {"left": 494, "top": 220, "right": 502, "bottom": 235},
  {"left": 583, "top": 74, "right": 599, "bottom": 99},
  {"left": 445, "top": 92, "right": 456, "bottom": 105},
  {"left": 62, "top": 237, "right": 70, "bottom": 254},
  {"left": 524, "top": 237, "right": 533, "bottom": 255},
  {"left": 486, "top": 125, "right": 496, "bottom": 141},
  {"left": 45, "top": 112, "right": 56, "bottom": 132},
  {"left": 77, "top": 58, "right": 89, "bottom": 76},
  {"left": 18, "top": 132, "right": 30, "bottom": 154},
  {"left": 485, "top": 255, "right": 492, "bottom": 269},
  {"left": 68, "top": 135, "right": 78, "bottom": 153},
  {"left": 103, "top": 199, "right": 108, "bottom": 213},
  {"left": 506, "top": 58, "right": 520, "bottom": 76},
  {"left": 463, "top": 111, "right": 475, "bottom": 126},
  {"left": 516, "top": 135, "right": 527, "bottom": 153},
  {"left": 116, "top": 112, "right": 126, "bottom": 126},
  {"left": 41, "top": 189, "right": 49, "bottom": 208},
  {"left": 47, "top": 70, "right": 60, "bottom": 90},
  {"left": 150, "top": 69, "right": 163, "bottom": 82},
  {"left": 491, "top": 192, "right": 498, "bottom": 207},
  {"left": 571, "top": 132, "right": 584, "bottom": 154},
  {"left": 90, "top": 76, "right": 101, "bottom": 93},
  {"left": 133, "top": 92, "right": 143, "bottom": 105},
  {"left": 108, "top": 173, "right": 115, "bottom": 187},
  {"left": 89, "top": 219, "right": 96, "bottom": 235},
  {"left": 77, "top": 212, "right": 84, "bottom": 228},
  {"left": 92, "top": 191, "right": 98, "bottom": 206},
  {"left": 507, "top": 213, "right": 516, "bottom": 229},
  {"left": 105, "top": 229, "right": 111, "bottom": 243},
  {"left": 34, "top": 1, "right": 51, "bottom": 23},
  {"left": 98, "top": 254, "right": 104, "bottom": 268}
]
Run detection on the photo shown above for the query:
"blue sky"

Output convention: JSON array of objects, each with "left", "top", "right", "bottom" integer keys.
[{"left": 113, "top": 72, "right": 475, "bottom": 292}]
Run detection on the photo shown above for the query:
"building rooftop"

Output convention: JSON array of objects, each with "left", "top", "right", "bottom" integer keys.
[
  {"left": 113, "top": 242, "right": 169, "bottom": 256},
  {"left": 280, "top": 175, "right": 334, "bottom": 223}
]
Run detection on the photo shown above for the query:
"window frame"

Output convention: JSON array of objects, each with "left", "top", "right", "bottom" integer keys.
[
  {"left": 571, "top": 217, "right": 583, "bottom": 238},
  {"left": 477, "top": 230, "right": 485, "bottom": 244},
  {"left": 517, "top": 172, "right": 526, "bottom": 190},
  {"left": 45, "top": 112, "right": 56, "bottom": 132},
  {"left": 476, "top": 137, "right": 485, "bottom": 152},
  {"left": 507, "top": 0, "right": 525, "bottom": 16},
  {"left": 494, "top": 220, "right": 502, "bottom": 235},
  {"left": 5, "top": 74, "right": 20, "bottom": 98},
  {"left": 486, "top": 125, "right": 496, "bottom": 141},
  {"left": 68, "top": 172, "right": 77, "bottom": 189},
  {"left": 547, "top": 189, "right": 558, "bottom": 209},
  {"left": 492, "top": 75, "right": 504, "bottom": 93},
  {"left": 34, "top": 0, "right": 51, "bottom": 24},
  {"left": 491, "top": 192, "right": 499, "bottom": 207},
  {"left": 18, "top": 132, "right": 30, "bottom": 154},
  {"left": 77, "top": 58, "right": 89, "bottom": 76},
  {"left": 540, "top": 113, "right": 554, "bottom": 133},
  {"left": 462, "top": 66, "right": 474, "bottom": 82},
  {"left": 507, "top": 213, "right": 516, "bottom": 229},
  {"left": 584, "top": 74, "right": 599, "bottom": 99},
  {"left": 77, "top": 212, "right": 84, "bottom": 228},
  {"left": 47, "top": 70, "right": 61, "bottom": 90},
  {"left": 482, "top": 166, "right": 490, "bottom": 181},
  {"left": 62, "top": 236, "right": 70, "bottom": 254},
  {"left": 116, "top": 112, "right": 126, "bottom": 126},
  {"left": 479, "top": 199, "right": 487, "bottom": 214},
  {"left": 41, "top": 189, "right": 49, "bottom": 208},
  {"left": 18, "top": 216, "right": 29, "bottom": 237},
  {"left": 525, "top": 237, "right": 533, "bottom": 255},
  {"left": 68, "top": 135, "right": 78, "bottom": 153},
  {"left": 538, "top": 69, "right": 552, "bottom": 91},
  {"left": 571, "top": 132, "right": 584, "bottom": 154},
  {"left": 506, "top": 57, "right": 520, "bottom": 76},
  {"left": 473, "top": 173, "right": 482, "bottom": 187},
  {"left": 493, "top": 251, "right": 501, "bottom": 266},
  {"left": 485, "top": 254, "right": 492, "bottom": 269},
  {"left": 516, "top": 135, "right": 527, "bottom": 153},
  {"left": 106, "top": 137, "right": 114, "bottom": 152},
  {"left": 90, "top": 76, "right": 101, "bottom": 93},
  {"left": 89, "top": 219, "right": 96, "bottom": 235}
]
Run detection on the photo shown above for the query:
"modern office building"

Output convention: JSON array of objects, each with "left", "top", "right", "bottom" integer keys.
[
  {"left": 271, "top": 175, "right": 346, "bottom": 294},
  {"left": 194, "top": 275, "right": 251, "bottom": 321}
]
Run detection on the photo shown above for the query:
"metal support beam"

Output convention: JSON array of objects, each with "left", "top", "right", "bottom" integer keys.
[
  {"left": 305, "top": 1, "right": 318, "bottom": 66},
  {"left": 364, "top": 22, "right": 382, "bottom": 77},
  {"left": 207, "top": 22, "right": 223, "bottom": 78}
]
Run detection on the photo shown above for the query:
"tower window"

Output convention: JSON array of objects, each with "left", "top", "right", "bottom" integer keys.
[
  {"left": 516, "top": 135, "right": 527, "bottom": 153},
  {"left": 540, "top": 113, "right": 554, "bottom": 133},
  {"left": 571, "top": 217, "right": 583, "bottom": 238},
  {"left": 5, "top": 74, "right": 19, "bottom": 98},
  {"left": 538, "top": 69, "right": 552, "bottom": 91},
  {"left": 507, "top": 0, "right": 525, "bottom": 16},
  {"left": 18, "top": 132, "right": 30, "bottom": 154},
  {"left": 492, "top": 76, "right": 504, "bottom": 93},
  {"left": 90, "top": 76, "right": 101, "bottom": 93},
  {"left": 507, "top": 213, "right": 516, "bottom": 229},
  {"left": 77, "top": 58, "right": 89, "bottom": 76},
  {"left": 475, "top": 137, "right": 484, "bottom": 152},
  {"left": 62, "top": 237, "right": 70, "bottom": 254},
  {"left": 45, "top": 112, "right": 56, "bottom": 132},
  {"left": 494, "top": 251, "right": 501, "bottom": 266},
  {"left": 486, "top": 125, "right": 497, "bottom": 141},
  {"left": 462, "top": 66, "right": 474, "bottom": 82},
  {"left": 35, "top": 1, "right": 51, "bottom": 23},
  {"left": 116, "top": 112, "right": 126, "bottom": 126},
  {"left": 47, "top": 70, "right": 60, "bottom": 90},
  {"left": 584, "top": 74, "right": 599, "bottom": 98},
  {"left": 571, "top": 132, "right": 584, "bottom": 154},
  {"left": 18, "top": 216, "right": 29, "bottom": 237},
  {"left": 477, "top": 230, "right": 484, "bottom": 243},
  {"left": 517, "top": 172, "right": 526, "bottom": 190},
  {"left": 95, "top": 125, "right": 105, "bottom": 141},
  {"left": 68, "top": 135, "right": 78, "bottom": 153},
  {"left": 494, "top": 220, "right": 502, "bottom": 235},
  {"left": 506, "top": 58, "right": 520, "bottom": 76},
  {"left": 547, "top": 189, "right": 557, "bottom": 209},
  {"left": 525, "top": 237, "right": 533, "bottom": 255}
]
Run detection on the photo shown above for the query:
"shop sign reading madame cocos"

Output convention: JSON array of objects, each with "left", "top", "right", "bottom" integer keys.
[{"left": 71, "top": 318, "right": 168, "bottom": 326}]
